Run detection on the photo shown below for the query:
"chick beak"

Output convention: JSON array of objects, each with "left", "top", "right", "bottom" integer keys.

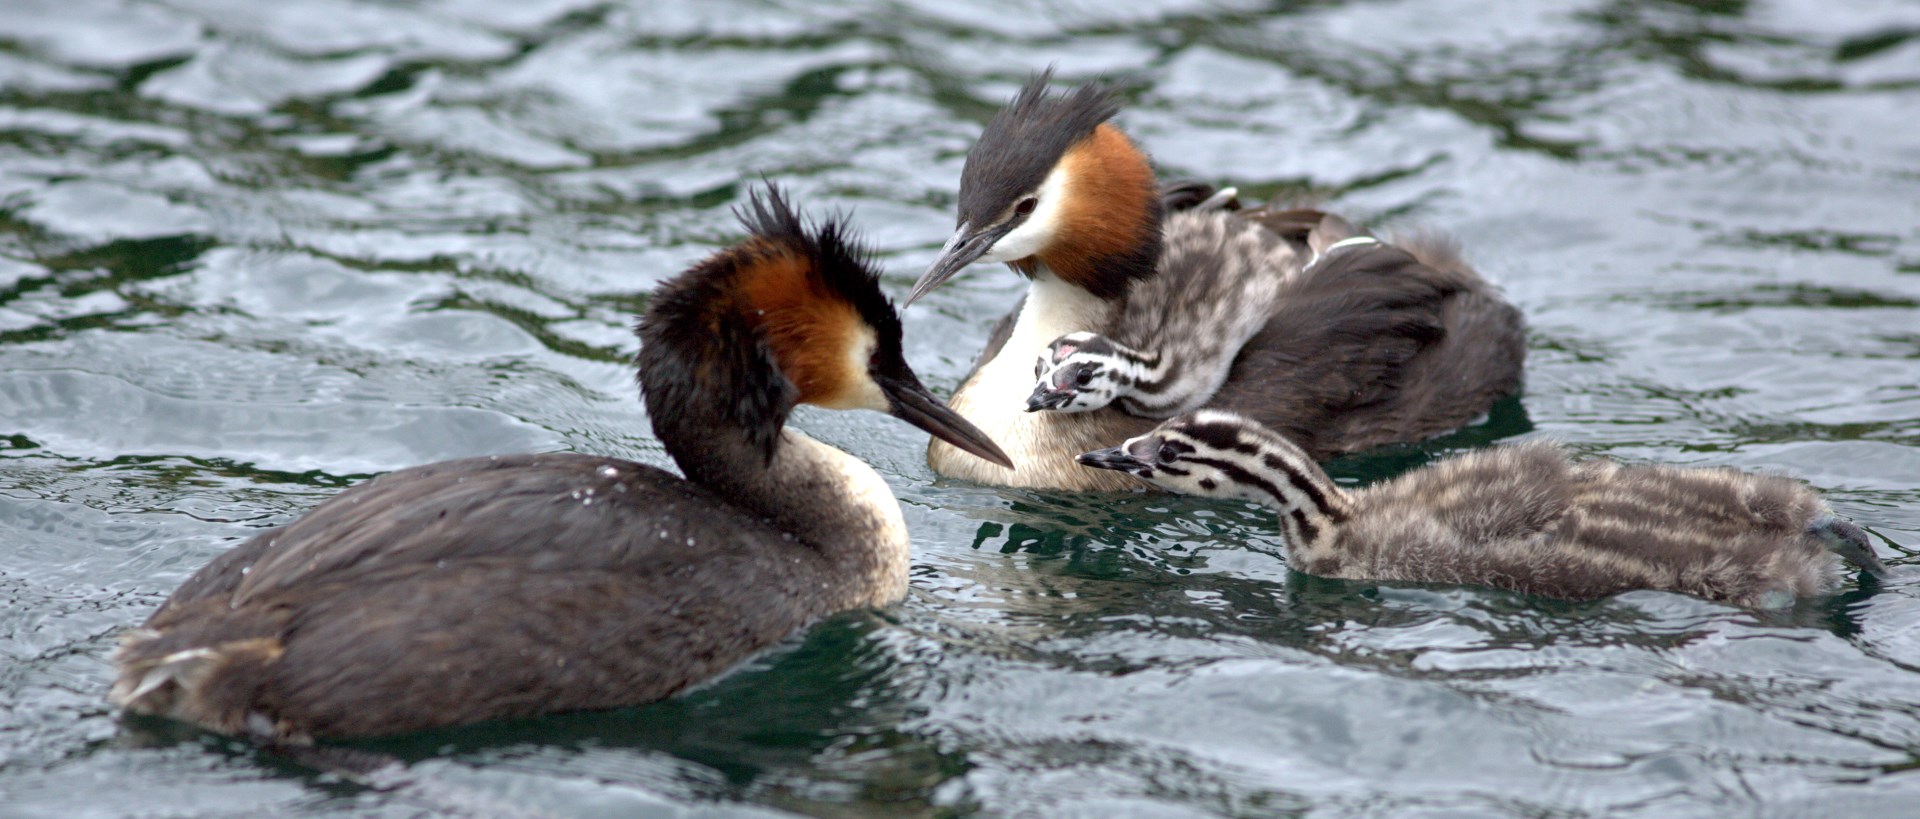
[
  {"left": 879, "top": 373, "right": 1013, "bottom": 470},
  {"left": 1026, "top": 381, "right": 1073, "bottom": 412},
  {"left": 906, "top": 220, "right": 1017, "bottom": 306},
  {"left": 1077, "top": 445, "right": 1147, "bottom": 473}
]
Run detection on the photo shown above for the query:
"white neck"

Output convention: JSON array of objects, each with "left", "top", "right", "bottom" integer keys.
[
  {"left": 931, "top": 267, "right": 1120, "bottom": 485},
  {"left": 755, "top": 430, "right": 911, "bottom": 608},
  {"left": 971, "top": 267, "right": 1113, "bottom": 419},
  {"left": 1012, "top": 269, "right": 1112, "bottom": 360}
]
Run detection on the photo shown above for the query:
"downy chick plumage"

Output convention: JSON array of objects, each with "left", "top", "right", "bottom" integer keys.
[{"left": 1080, "top": 410, "right": 1888, "bottom": 607}]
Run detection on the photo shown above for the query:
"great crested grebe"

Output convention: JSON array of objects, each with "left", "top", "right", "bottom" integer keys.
[
  {"left": 1027, "top": 227, "right": 1393, "bottom": 418},
  {"left": 1080, "top": 411, "right": 1889, "bottom": 607},
  {"left": 906, "top": 71, "right": 1526, "bottom": 491},
  {"left": 109, "top": 187, "right": 1012, "bottom": 743}
]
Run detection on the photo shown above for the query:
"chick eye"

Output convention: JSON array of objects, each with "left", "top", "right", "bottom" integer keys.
[
  {"left": 1014, "top": 197, "right": 1038, "bottom": 216},
  {"left": 1157, "top": 442, "right": 1179, "bottom": 463},
  {"left": 1073, "top": 368, "right": 1094, "bottom": 386}
]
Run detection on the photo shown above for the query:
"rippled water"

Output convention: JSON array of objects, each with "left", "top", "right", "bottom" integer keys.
[{"left": 3, "top": 0, "right": 1919, "bottom": 815}]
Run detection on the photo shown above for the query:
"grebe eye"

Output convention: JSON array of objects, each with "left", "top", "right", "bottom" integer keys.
[
  {"left": 1157, "top": 442, "right": 1179, "bottom": 463},
  {"left": 1014, "top": 197, "right": 1038, "bottom": 216},
  {"left": 1073, "top": 368, "right": 1094, "bottom": 386}
]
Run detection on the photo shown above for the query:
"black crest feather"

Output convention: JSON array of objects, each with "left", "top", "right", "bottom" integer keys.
[
  {"left": 957, "top": 69, "right": 1121, "bottom": 230},
  {"left": 732, "top": 184, "right": 903, "bottom": 359},
  {"left": 636, "top": 184, "right": 900, "bottom": 468}
]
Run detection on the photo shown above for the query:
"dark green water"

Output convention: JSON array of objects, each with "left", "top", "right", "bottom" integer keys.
[{"left": 4, "top": 1, "right": 1919, "bottom": 815}]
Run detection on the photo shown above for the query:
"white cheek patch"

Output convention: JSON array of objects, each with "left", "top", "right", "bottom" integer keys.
[
  {"left": 981, "top": 165, "right": 1071, "bottom": 264},
  {"left": 820, "top": 325, "right": 889, "bottom": 412}
]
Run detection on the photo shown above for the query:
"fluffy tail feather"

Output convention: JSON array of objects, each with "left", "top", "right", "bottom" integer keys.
[
  {"left": 109, "top": 631, "right": 219, "bottom": 714},
  {"left": 112, "top": 634, "right": 556, "bottom": 816},
  {"left": 110, "top": 629, "right": 284, "bottom": 736}
]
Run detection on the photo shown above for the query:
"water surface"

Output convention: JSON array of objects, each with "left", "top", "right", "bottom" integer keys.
[{"left": 3, "top": 0, "right": 1919, "bottom": 815}]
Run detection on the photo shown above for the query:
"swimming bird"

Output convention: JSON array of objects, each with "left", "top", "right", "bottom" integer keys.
[
  {"left": 1078, "top": 411, "right": 1889, "bottom": 607},
  {"left": 109, "top": 187, "right": 1012, "bottom": 743},
  {"left": 906, "top": 71, "right": 1526, "bottom": 491},
  {"left": 1027, "top": 232, "right": 1399, "bottom": 418}
]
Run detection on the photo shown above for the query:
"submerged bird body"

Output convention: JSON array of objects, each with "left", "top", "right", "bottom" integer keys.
[
  {"left": 910, "top": 72, "right": 1525, "bottom": 491},
  {"left": 1080, "top": 411, "right": 1888, "bottom": 607},
  {"left": 110, "top": 189, "right": 1011, "bottom": 742},
  {"left": 113, "top": 452, "right": 881, "bottom": 739}
]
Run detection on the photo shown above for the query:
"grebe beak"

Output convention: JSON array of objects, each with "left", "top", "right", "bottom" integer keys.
[
  {"left": 879, "top": 373, "right": 1014, "bottom": 470},
  {"left": 906, "top": 220, "right": 1018, "bottom": 306}
]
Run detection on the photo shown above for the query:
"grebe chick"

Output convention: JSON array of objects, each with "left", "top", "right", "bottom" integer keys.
[
  {"left": 906, "top": 70, "right": 1525, "bottom": 491},
  {"left": 1027, "top": 228, "right": 1398, "bottom": 417},
  {"left": 1079, "top": 411, "right": 1888, "bottom": 607},
  {"left": 1026, "top": 331, "right": 1162, "bottom": 415},
  {"left": 109, "top": 187, "right": 1012, "bottom": 742}
]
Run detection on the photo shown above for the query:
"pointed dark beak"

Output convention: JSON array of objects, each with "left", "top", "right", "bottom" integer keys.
[
  {"left": 1077, "top": 445, "right": 1146, "bottom": 473},
  {"left": 1026, "top": 381, "right": 1071, "bottom": 412},
  {"left": 879, "top": 374, "right": 1013, "bottom": 470},
  {"left": 905, "top": 220, "right": 1017, "bottom": 306}
]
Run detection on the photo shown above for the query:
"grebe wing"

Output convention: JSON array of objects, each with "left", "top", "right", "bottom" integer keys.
[
  {"left": 1206, "top": 242, "right": 1455, "bottom": 459},
  {"left": 156, "top": 453, "right": 785, "bottom": 612}
]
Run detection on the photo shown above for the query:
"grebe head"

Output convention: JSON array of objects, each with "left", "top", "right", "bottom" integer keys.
[
  {"left": 639, "top": 185, "right": 1011, "bottom": 470},
  {"left": 1026, "top": 331, "right": 1123, "bottom": 413},
  {"left": 908, "top": 70, "right": 1162, "bottom": 305}
]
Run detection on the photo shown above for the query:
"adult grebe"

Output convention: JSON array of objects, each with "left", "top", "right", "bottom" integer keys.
[
  {"left": 907, "top": 71, "right": 1525, "bottom": 491},
  {"left": 110, "top": 187, "right": 1011, "bottom": 742}
]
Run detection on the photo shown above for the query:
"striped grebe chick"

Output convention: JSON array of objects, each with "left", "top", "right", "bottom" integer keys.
[
  {"left": 905, "top": 70, "right": 1525, "bottom": 491},
  {"left": 1079, "top": 411, "right": 1889, "bottom": 607},
  {"left": 109, "top": 187, "right": 1012, "bottom": 743},
  {"left": 1027, "top": 230, "right": 1402, "bottom": 418}
]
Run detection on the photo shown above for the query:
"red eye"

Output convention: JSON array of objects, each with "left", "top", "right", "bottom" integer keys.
[{"left": 1014, "top": 197, "right": 1038, "bottom": 216}]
